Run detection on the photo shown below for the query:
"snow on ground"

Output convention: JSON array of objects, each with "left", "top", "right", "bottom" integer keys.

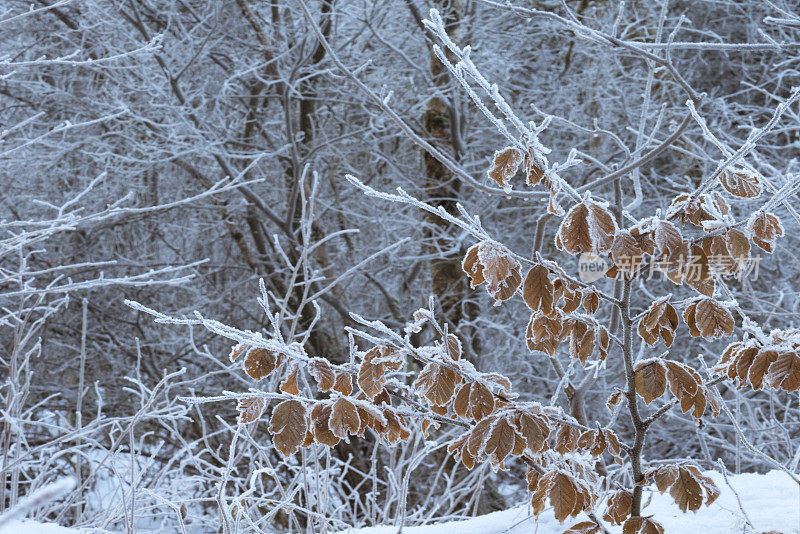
[
  {"left": 0, "top": 519, "right": 83, "bottom": 533},
  {"left": 2, "top": 470, "right": 798, "bottom": 533},
  {"left": 338, "top": 470, "right": 800, "bottom": 534}
]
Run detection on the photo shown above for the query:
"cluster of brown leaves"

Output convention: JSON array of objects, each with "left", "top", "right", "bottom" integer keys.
[
  {"left": 487, "top": 145, "right": 562, "bottom": 213},
  {"left": 634, "top": 358, "right": 719, "bottom": 418},
  {"left": 714, "top": 329, "right": 800, "bottom": 392},
  {"left": 522, "top": 262, "right": 609, "bottom": 363},
  {"left": 230, "top": 341, "right": 415, "bottom": 456},
  {"left": 647, "top": 463, "right": 719, "bottom": 512},
  {"left": 638, "top": 298, "right": 679, "bottom": 347},
  {"left": 448, "top": 404, "right": 623, "bottom": 477},
  {"left": 527, "top": 463, "right": 599, "bottom": 523},
  {"left": 267, "top": 395, "right": 412, "bottom": 457},
  {"left": 488, "top": 146, "right": 547, "bottom": 191}
]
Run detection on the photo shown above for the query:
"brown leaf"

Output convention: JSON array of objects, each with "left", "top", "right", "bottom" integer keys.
[
  {"left": 468, "top": 382, "right": 495, "bottom": 421},
  {"left": 488, "top": 147, "right": 523, "bottom": 190},
  {"left": 638, "top": 299, "right": 678, "bottom": 347},
  {"left": 634, "top": 359, "right": 668, "bottom": 404},
  {"left": 467, "top": 417, "right": 493, "bottom": 457},
  {"left": 689, "top": 298, "right": 735, "bottom": 339},
  {"left": 229, "top": 343, "right": 249, "bottom": 362},
  {"left": 524, "top": 149, "right": 546, "bottom": 186},
  {"left": 445, "top": 334, "right": 462, "bottom": 360},
  {"left": 563, "top": 521, "right": 601, "bottom": 534},
  {"left": 582, "top": 291, "right": 599, "bottom": 314},
  {"left": 310, "top": 404, "right": 339, "bottom": 446},
  {"left": 414, "top": 363, "right": 461, "bottom": 407},
  {"left": 463, "top": 241, "right": 523, "bottom": 302},
  {"left": 237, "top": 396, "right": 266, "bottom": 425},
  {"left": 453, "top": 383, "right": 471, "bottom": 418},
  {"left": 765, "top": 351, "right": 800, "bottom": 392},
  {"left": 523, "top": 264, "right": 554, "bottom": 315},
  {"left": 749, "top": 212, "right": 783, "bottom": 253},
  {"left": 721, "top": 168, "right": 762, "bottom": 198},
  {"left": 670, "top": 467, "right": 704, "bottom": 512},
  {"left": 515, "top": 412, "right": 551, "bottom": 454},
  {"left": 654, "top": 220, "right": 685, "bottom": 256},
  {"left": 665, "top": 360, "right": 701, "bottom": 398},
  {"left": 748, "top": 349, "right": 778, "bottom": 389},
  {"left": 725, "top": 228, "right": 751, "bottom": 267},
  {"left": 526, "top": 312, "right": 564, "bottom": 356},
  {"left": 308, "top": 359, "right": 336, "bottom": 391},
  {"left": 556, "top": 201, "right": 617, "bottom": 255},
  {"left": 606, "top": 391, "right": 624, "bottom": 412},
  {"left": 554, "top": 424, "right": 579, "bottom": 454},
  {"left": 648, "top": 464, "right": 719, "bottom": 512},
  {"left": 484, "top": 417, "right": 517, "bottom": 464},
  {"left": 243, "top": 348, "right": 282, "bottom": 381},
  {"left": 604, "top": 490, "right": 633, "bottom": 525},
  {"left": 280, "top": 365, "right": 300, "bottom": 395},
  {"left": 622, "top": 517, "right": 664, "bottom": 534},
  {"left": 612, "top": 230, "right": 645, "bottom": 272},
  {"left": 269, "top": 400, "right": 308, "bottom": 456},
  {"left": 462, "top": 243, "right": 485, "bottom": 288},
  {"left": 357, "top": 359, "right": 386, "bottom": 400},
  {"left": 551, "top": 472, "right": 579, "bottom": 523},
  {"left": 329, "top": 398, "right": 361, "bottom": 440},
  {"left": 378, "top": 408, "right": 411, "bottom": 444},
  {"left": 332, "top": 372, "right": 353, "bottom": 395}
]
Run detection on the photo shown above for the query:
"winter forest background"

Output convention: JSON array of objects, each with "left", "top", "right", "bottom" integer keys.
[{"left": 3, "top": 0, "right": 800, "bottom": 533}]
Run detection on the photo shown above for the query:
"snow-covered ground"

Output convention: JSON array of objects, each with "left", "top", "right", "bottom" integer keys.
[
  {"left": 2, "top": 470, "right": 798, "bottom": 533},
  {"left": 339, "top": 470, "right": 800, "bottom": 534}
]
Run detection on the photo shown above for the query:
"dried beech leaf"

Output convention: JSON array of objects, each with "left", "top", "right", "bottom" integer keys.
[
  {"left": 269, "top": 400, "right": 308, "bottom": 456},
  {"left": 556, "top": 201, "right": 617, "bottom": 255},
  {"left": 488, "top": 147, "right": 523, "bottom": 191},
  {"left": 523, "top": 264, "right": 554, "bottom": 315},
  {"left": 229, "top": 343, "right": 249, "bottom": 363},
  {"left": 515, "top": 412, "right": 551, "bottom": 454},
  {"left": 310, "top": 404, "right": 339, "bottom": 446},
  {"left": 445, "top": 334, "right": 462, "bottom": 361},
  {"left": 309, "top": 359, "right": 336, "bottom": 391},
  {"left": 551, "top": 472, "right": 579, "bottom": 523},
  {"left": 685, "top": 298, "right": 735, "bottom": 339},
  {"left": 765, "top": 351, "right": 800, "bottom": 392},
  {"left": 243, "top": 348, "right": 282, "bottom": 381},
  {"left": 329, "top": 398, "right": 361, "bottom": 441},
  {"left": 453, "top": 383, "right": 471, "bottom": 418},
  {"left": 634, "top": 359, "right": 668, "bottom": 404},
  {"left": 237, "top": 396, "right": 266, "bottom": 425},
  {"left": 720, "top": 168, "right": 762, "bottom": 198},
  {"left": 468, "top": 382, "right": 495, "bottom": 421},
  {"left": 622, "top": 517, "right": 664, "bottom": 534},
  {"left": 748, "top": 212, "right": 784, "bottom": 253},
  {"left": 463, "top": 241, "right": 523, "bottom": 303},
  {"left": 333, "top": 372, "right": 353, "bottom": 395},
  {"left": 638, "top": 299, "right": 678, "bottom": 347},
  {"left": 604, "top": 490, "right": 633, "bottom": 525},
  {"left": 484, "top": 417, "right": 516, "bottom": 465},
  {"left": 612, "top": 230, "right": 644, "bottom": 272},
  {"left": 414, "top": 363, "right": 461, "bottom": 407},
  {"left": 606, "top": 391, "right": 624, "bottom": 412},
  {"left": 564, "top": 521, "right": 602, "bottom": 534},
  {"left": 279, "top": 365, "right": 300, "bottom": 395},
  {"left": 358, "top": 358, "right": 386, "bottom": 400}
]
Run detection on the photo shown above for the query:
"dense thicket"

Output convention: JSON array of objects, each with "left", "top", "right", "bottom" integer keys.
[{"left": 2, "top": 1, "right": 800, "bottom": 532}]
